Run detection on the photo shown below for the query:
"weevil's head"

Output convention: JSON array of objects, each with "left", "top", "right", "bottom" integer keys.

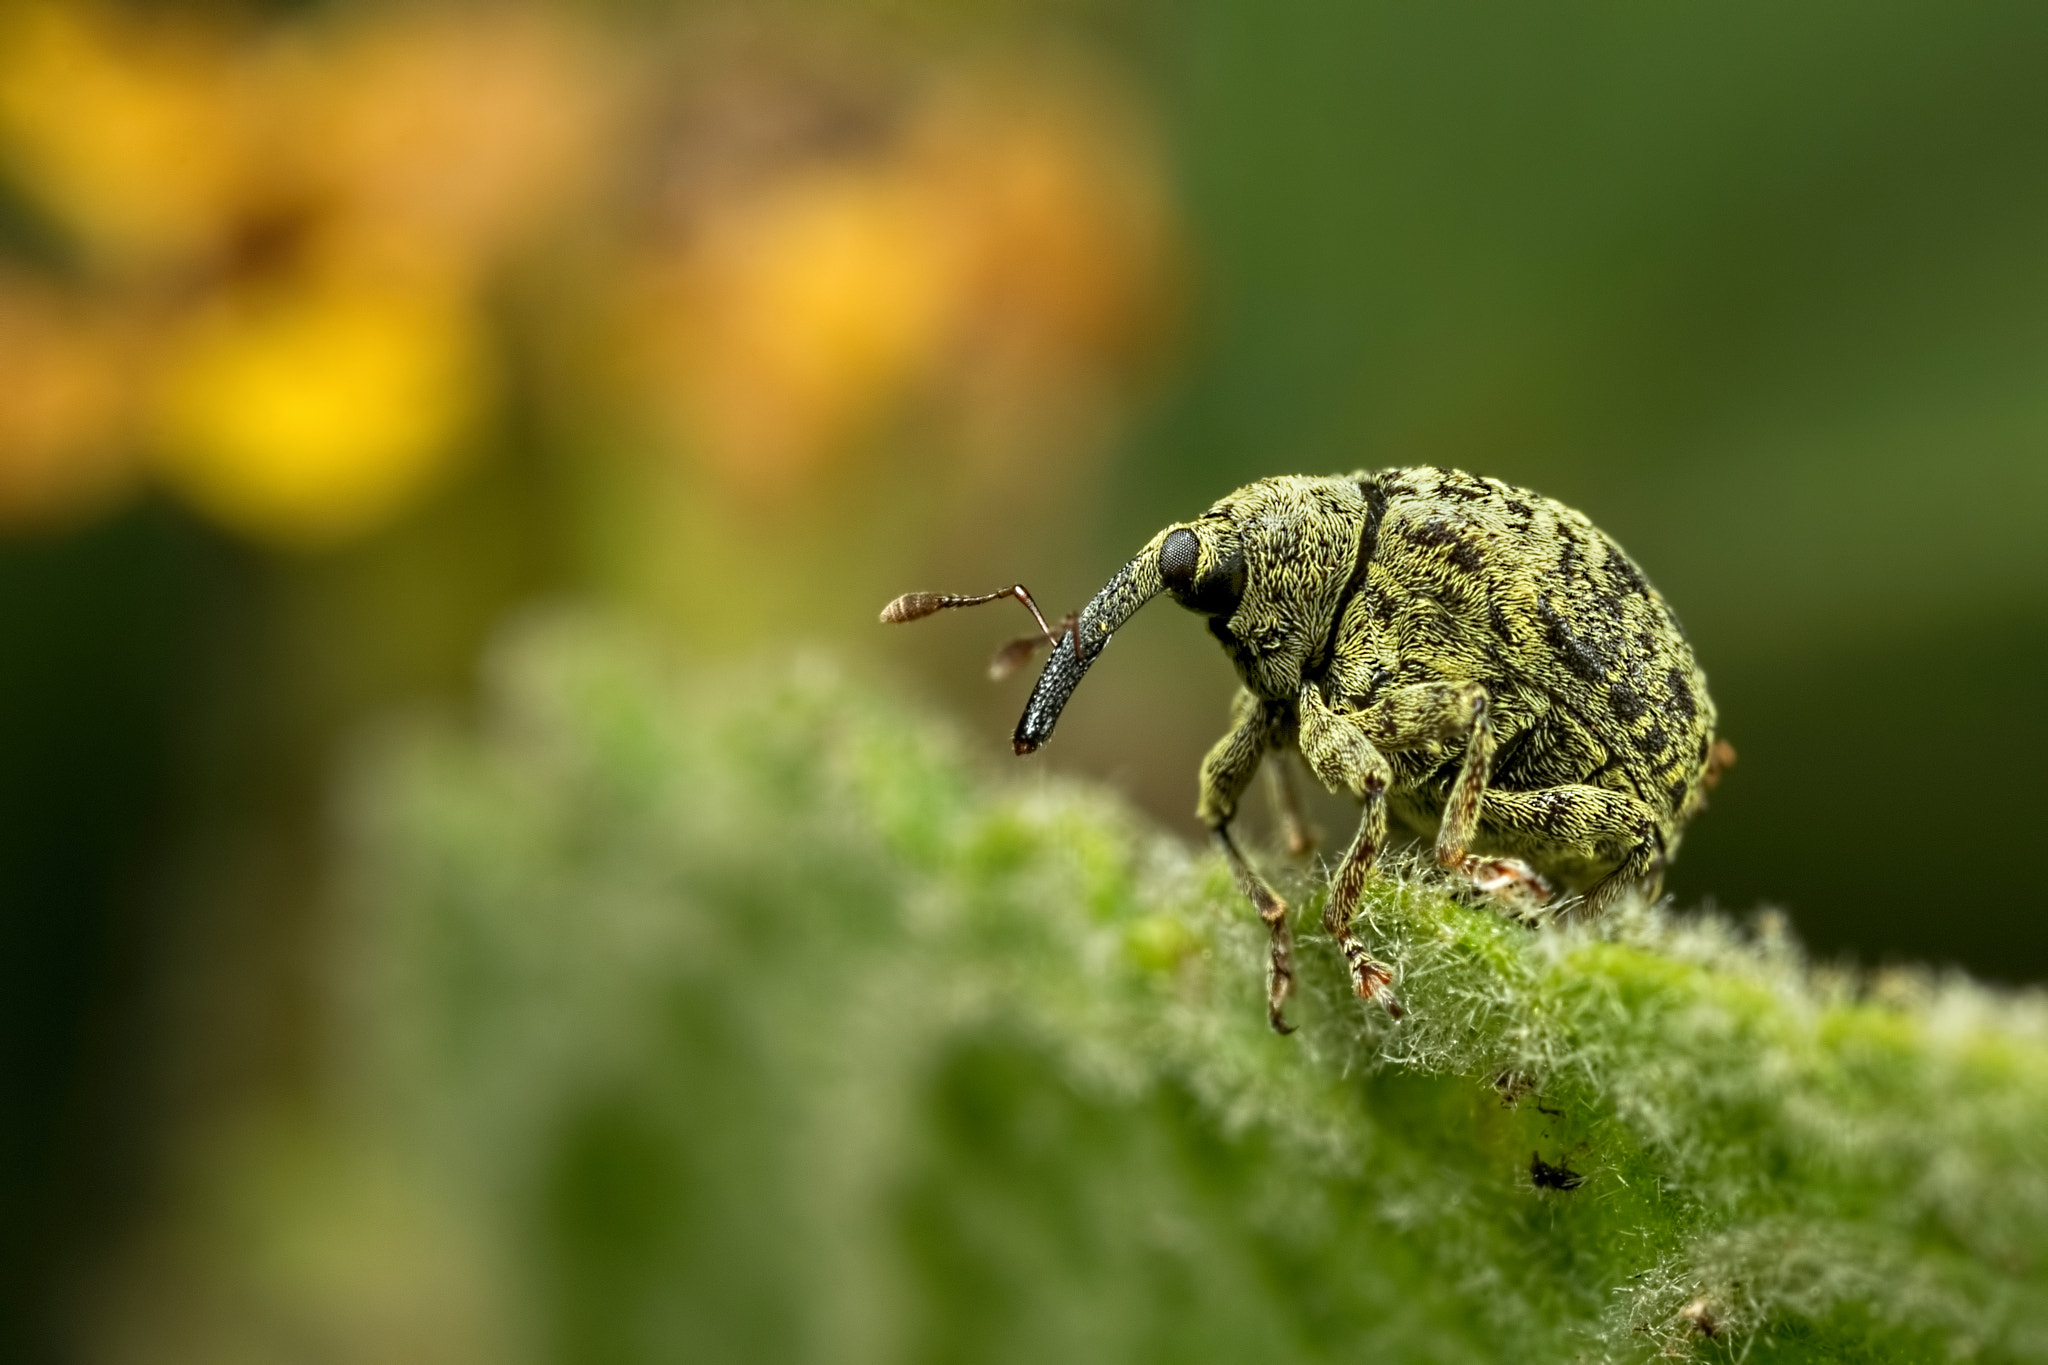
[{"left": 1013, "top": 476, "right": 1363, "bottom": 753}]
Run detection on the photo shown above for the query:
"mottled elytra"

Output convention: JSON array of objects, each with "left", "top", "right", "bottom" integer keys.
[{"left": 882, "top": 467, "right": 1730, "bottom": 1033}]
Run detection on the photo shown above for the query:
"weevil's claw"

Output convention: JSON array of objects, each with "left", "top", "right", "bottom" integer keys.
[
  {"left": 1450, "top": 855, "right": 1552, "bottom": 921},
  {"left": 1265, "top": 917, "right": 1297, "bottom": 1034},
  {"left": 1349, "top": 955, "right": 1403, "bottom": 1018}
]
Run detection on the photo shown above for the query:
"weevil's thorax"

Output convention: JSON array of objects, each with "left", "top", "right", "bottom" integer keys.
[{"left": 1160, "top": 476, "right": 1370, "bottom": 702}]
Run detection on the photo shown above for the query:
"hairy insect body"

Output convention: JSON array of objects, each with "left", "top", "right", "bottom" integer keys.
[
  {"left": 1330, "top": 468, "right": 1714, "bottom": 886},
  {"left": 882, "top": 465, "right": 1724, "bottom": 1033}
]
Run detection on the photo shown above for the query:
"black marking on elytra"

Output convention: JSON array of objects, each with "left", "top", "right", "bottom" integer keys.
[
  {"left": 1431, "top": 476, "right": 1493, "bottom": 504},
  {"left": 1605, "top": 546, "right": 1648, "bottom": 597},
  {"left": 1665, "top": 669, "right": 1696, "bottom": 726},
  {"left": 1403, "top": 514, "right": 1485, "bottom": 573},
  {"left": 1536, "top": 594, "right": 1609, "bottom": 683},
  {"left": 1609, "top": 682, "right": 1646, "bottom": 723},
  {"left": 1634, "top": 722, "right": 1669, "bottom": 757},
  {"left": 1669, "top": 778, "right": 1690, "bottom": 810},
  {"left": 1487, "top": 598, "right": 1517, "bottom": 645},
  {"left": 1557, "top": 538, "right": 1581, "bottom": 583}
]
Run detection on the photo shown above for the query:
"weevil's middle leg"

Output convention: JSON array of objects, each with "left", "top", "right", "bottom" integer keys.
[
  {"left": 1199, "top": 688, "right": 1298, "bottom": 1034},
  {"left": 1355, "top": 681, "right": 1551, "bottom": 908},
  {"left": 1264, "top": 753, "right": 1318, "bottom": 858}
]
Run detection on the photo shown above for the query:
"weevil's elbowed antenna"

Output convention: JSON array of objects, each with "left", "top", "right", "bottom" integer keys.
[
  {"left": 878, "top": 541, "right": 1168, "bottom": 755},
  {"left": 878, "top": 585, "right": 1082, "bottom": 683}
]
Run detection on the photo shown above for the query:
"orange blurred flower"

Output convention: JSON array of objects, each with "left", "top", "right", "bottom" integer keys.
[
  {"left": 0, "top": 5, "right": 257, "bottom": 275},
  {"left": 629, "top": 60, "right": 1179, "bottom": 498},
  {"left": 0, "top": 275, "right": 137, "bottom": 531}
]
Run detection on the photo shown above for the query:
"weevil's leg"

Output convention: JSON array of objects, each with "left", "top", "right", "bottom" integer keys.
[
  {"left": 1475, "top": 786, "right": 1665, "bottom": 920},
  {"left": 1297, "top": 685, "right": 1402, "bottom": 1017},
  {"left": 1350, "top": 681, "right": 1550, "bottom": 905},
  {"left": 1264, "top": 752, "right": 1318, "bottom": 858},
  {"left": 1198, "top": 688, "right": 1297, "bottom": 1034}
]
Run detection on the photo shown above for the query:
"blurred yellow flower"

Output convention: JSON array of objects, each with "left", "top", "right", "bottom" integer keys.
[
  {"left": 0, "top": 4, "right": 608, "bottom": 549},
  {"left": 0, "top": 5, "right": 254, "bottom": 273},
  {"left": 630, "top": 63, "right": 1177, "bottom": 497},
  {"left": 146, "top": 282, "right": 491, "bottom": 550},
  {"left": 0, "top": 5, "right": 1178, "bottom": 547},
  {"left": 646, "top": 168, "right": 958, "bottom": 493}
]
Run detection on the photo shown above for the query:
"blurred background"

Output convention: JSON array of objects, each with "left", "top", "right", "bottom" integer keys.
[{"left": 3, "top": 0, "right": 2046, "bottom": 1358}]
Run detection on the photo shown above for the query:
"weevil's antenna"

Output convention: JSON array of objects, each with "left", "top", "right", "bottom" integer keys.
[{"left": 878, "top": 586, "right": 1081, "bottom": 678}]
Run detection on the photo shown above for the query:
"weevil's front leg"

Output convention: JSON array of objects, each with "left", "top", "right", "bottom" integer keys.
[
  {"left": 1356, "top": 682, "right": 1550, "bottom": 906},
  {"left": 1296, "top": 685, "right": 1402, "bottom": 1017},
  {"left": 1198, "top": 688, "right": 1297, "bottom": 1034}
]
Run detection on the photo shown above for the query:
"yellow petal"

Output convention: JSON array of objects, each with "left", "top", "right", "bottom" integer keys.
[{"left": 147, "top": 281, "right": 490, "bottom": 549}]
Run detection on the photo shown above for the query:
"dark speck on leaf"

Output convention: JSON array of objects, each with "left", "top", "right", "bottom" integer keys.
[{"left": 1531, "top": 1152, "right": 1584, "bottom": 1191}]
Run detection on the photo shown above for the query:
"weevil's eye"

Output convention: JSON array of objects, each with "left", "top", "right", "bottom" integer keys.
[{"left": 1159, "top": 528, "right": 1200, "bottom": 588}]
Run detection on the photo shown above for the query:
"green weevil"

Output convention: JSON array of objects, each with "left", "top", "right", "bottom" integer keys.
[{"left": 883, "top": 466, "right": 1731, "bottom": 1033}]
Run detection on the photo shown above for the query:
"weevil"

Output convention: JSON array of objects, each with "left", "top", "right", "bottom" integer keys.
[{"left": 883, "top": 467, "right": 1729, "bottom": 1033}]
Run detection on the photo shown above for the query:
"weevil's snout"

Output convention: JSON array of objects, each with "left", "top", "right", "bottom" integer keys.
[
  {"left": 1012, "top": 536, "right": 1170, "bottom": 754},
  {"left": 1158, "top": 523, "right": 1246, "bottom": 620}
]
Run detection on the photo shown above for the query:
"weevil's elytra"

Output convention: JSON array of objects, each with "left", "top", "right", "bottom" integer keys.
[{"left": 882, "top": 467, "right": 1726, "bottom": 1033}]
